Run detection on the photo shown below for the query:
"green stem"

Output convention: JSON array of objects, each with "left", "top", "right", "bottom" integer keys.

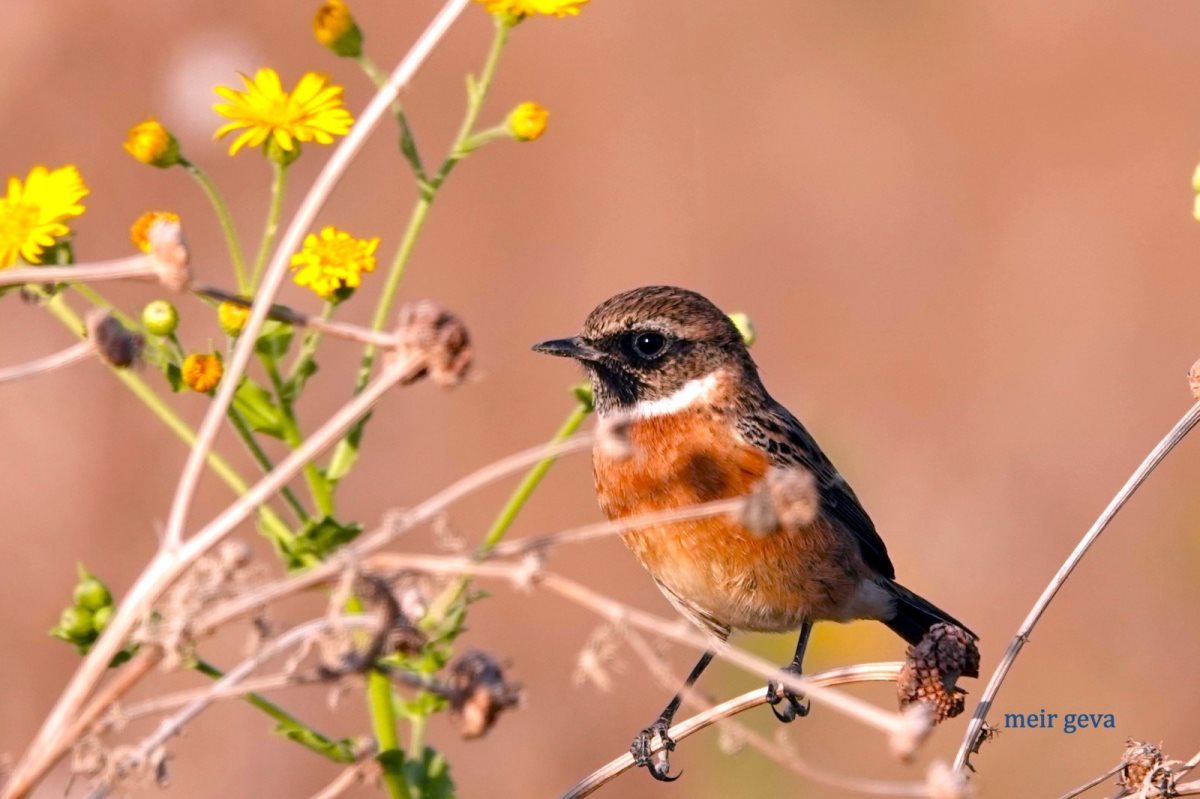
[
  {"left": 357, "top": 53, "right": 426, "bottom": 181},
  {"left": 182, "top": 158, "right": 249, "bottom": 294},
  {"left": 263, "top": 356, "right": 335, "bottom": 517},
  {"left": 43, "top": 294, "right": 294, "bottom": 548},
  {"left": 285, "top": 301, "right": 333, "bottom": 391},
  {"left": 328, "top": 22, "right": 514, "bottom": 484},
  {"left": 192, "top": 659, "right": 356, "bottom": 763},
  {"left": 227, "top": 407, "right": 311, "bottom": 523},
  {"left": 346, "top": 595, "right": 409, "bottom": 799},
  {"left": 423, "top": 399, "right": 591, "bottom": 628},
  {"left": 250, "top": 159, "right": 289, "bottom": 291}
]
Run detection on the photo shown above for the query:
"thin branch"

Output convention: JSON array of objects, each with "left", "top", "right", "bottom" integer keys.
[
  {"left": 560, "top": 663, "right": 917, "bottom": 799},
  {"left": 83, "top": 614, "right": 379, "bottom": 799},
  {"left": 953, "top": 401, "right": 1200, "bottom": 771},
  {"left": 1058, "top": 762, "right": 1127, "bottom": 799},
  {"left": 193, "top": 284, "right": 397, "bottom": 348},
  {"left": 308, "top": 756, "right": 378, "bottom": 799},
  {"left": 0, "top": 340, "right": 94, "bottom": 384},
  {"left": 0, "top": 255, "right": 153, "bottom": 288}
]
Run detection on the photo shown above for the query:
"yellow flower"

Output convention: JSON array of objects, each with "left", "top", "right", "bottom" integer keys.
[
  {"left": 507, "top": 101, "right": 549, "bottom": 141},
  {"left": 124, "top": 118, "right": 181, "bottom": 168},
  {"left": 0, "top": 165, "right": 89, "bottom": 269},
  {"left": 217, "top": 301, "right": 250, "bottom": 336},
  {"left": 474, "top": 0, "right": 588, "bottom": 18},
  {"left": 130, "top": 211, "right": 180, "bottom": 253},
  {"left": 214, "top": 68, "right": 354, "bottom": 157},
  {"left": 290, "top": 226, "right": 379, "bottom": 300},
  {"left": 314, "top": 0, "right": 363, "bottom": 57},
  {"left": 181, "top": 352, "right": 223, "bottom": 392}
]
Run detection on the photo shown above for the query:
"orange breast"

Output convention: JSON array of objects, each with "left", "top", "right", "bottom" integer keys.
[{"left": 593, "top": 408, "right": 870, "bottom": 634}]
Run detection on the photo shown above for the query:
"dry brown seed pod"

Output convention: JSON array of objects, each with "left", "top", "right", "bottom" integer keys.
[
  {"left": 86, "top": 310, "right": 144, "bottom": 369},
  {"left": 447, "top": 650, "right": 521, "bottom": 739},
  {"left": 1118, "top": 739, "right": 1164, "bottom": 791},
  {"left": 737, "top": 466, "right": 820, "bottom": 536},
  {"left": 147, "top": 217, "right": 191, "bottom": 292},
  {"left": 388, "top": 300, "right": 472, "bottom": 387},
  {"left": 897, "top": 623, "right": 980, "bottom": 723}
]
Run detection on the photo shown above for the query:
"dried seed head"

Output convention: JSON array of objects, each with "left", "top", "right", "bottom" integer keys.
[
  {"left": 1119, "top": 739, "right": 1165, "bottom": 792},
  {"left": 1189, "top": 359, "right": 1200, "bottom": 400},
  {"left": 146, "top": 217, "right": 191, "bottom": 292},
  {"left": 926, "top": 761, "right": 971, "bottom": 799},
  {"left": 738, "top": 466, "right": 820, "bottom": 536},
  {"left": 897, "top": 623, "right": 980, "bottom": 723},
  {"left": 387, "top": 300, "right": 472, "bottom": 387},
  {"left": 596, "top": 412, "right": 634, "bottom": 460},
  {"left": 447, "top": 650, "right": 521, "bottom": 740},
  {"left": 86, "top": 310, "right": 144, "bottom": 369}
]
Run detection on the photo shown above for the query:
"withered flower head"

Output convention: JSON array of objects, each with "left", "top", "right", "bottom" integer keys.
[
  {"left": 388, "top": 300, "right": 472, "bottom": 387},
  {"left": 86, "top": 310, "right": 144, "bottom": 369},
  {"left": 738, "top": 466, "right": 820, "bottom": 536},
  {"left": 897, "top": 623, "right": 980, "bottom": 723},
  {"left": 145, "top": 216, "right": 191, "bottom": 292},
  {"left": 447, "top": 650, "right": 521, "bottom": 739},
  {"left": 1118, "top": 740, "right": 1168, "bottom": 793}
]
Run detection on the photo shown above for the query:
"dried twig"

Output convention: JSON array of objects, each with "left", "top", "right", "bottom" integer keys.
[
  {"left": 0, "top": 340, "right": 95, "bottom": 384},
  {"left": 953, "top": 401, "right": 1200, "bottom": 771},
  {"left": 0, "top": 255, "right": 153, "bottom": 288}
]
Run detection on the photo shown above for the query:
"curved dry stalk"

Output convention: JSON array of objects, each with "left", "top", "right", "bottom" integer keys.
[
  {"left": 83, "top": 614, "right": 379, "bottom": 799},
  {"left": 953, "top": 401, "right": 1200, "bottom": 772},
  {"left": 560, "top": 663, "right": 913, "bottom": 799},
  {"left": 160, "top": 0, "right": 469, "bottom": 554},
  {"left": 193, "top": 284, "right": 397, "bottom": 348},
  {"left": 0, "top": 255, "right": 153, "bottom": 288},
  {"left": 0, "top": 340, "right": 94, "bottom": 384},
  {"left": 309, "top": 757, "right": 378, "bottom": 799}
]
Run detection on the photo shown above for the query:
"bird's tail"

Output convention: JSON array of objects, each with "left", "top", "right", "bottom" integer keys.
[{"left": 883, "top": 580, "right": 979, "bottom": 676}]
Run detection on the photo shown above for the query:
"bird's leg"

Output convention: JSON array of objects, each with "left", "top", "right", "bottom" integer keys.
[
  {"left": 630, "top": 650, "right": 714, "bottom": 782},
  {"left": 767, "top": 620, "right": 812, "bottom": 723}
]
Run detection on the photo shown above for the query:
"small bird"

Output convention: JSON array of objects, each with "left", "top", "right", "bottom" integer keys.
[{"left": 534, "top": 286, "right": 977, "bottom": 781}]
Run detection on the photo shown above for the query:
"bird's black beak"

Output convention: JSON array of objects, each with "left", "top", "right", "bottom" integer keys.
[{"left": 532, "top": 336, "right": 602, "bottom": 362}]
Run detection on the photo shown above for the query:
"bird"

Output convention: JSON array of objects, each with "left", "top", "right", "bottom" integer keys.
[{"left": 533, "top": 285, "right": 978, "bottom": 782}]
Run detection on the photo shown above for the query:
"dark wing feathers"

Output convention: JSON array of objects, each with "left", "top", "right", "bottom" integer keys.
[{"left": 736, "top": 402, "right": 896, "bottom": 580}]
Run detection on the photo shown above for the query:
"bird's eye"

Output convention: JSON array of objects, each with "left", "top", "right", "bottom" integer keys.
[{"left": 630, "top": 331, "right": 666, "bottom": 360}]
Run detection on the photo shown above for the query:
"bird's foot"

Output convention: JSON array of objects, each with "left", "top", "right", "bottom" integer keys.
[
  {"left": 630, "top": 718, "right": 680, "bottom": 782},
  {"left": 766, "top": 664, "right": 811, "bottom": 723}
]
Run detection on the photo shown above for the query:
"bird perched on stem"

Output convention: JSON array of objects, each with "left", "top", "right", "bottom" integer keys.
[{"left": 534, "top": 285, "right": 977, "bottom": 781}]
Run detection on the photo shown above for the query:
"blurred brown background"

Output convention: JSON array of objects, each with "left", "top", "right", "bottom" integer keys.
[{"left": 2, "top": 1, "right": 1199, "bottom": 796}]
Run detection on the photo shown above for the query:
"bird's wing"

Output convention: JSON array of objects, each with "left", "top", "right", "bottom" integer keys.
[{"left": 736, "top": 403, "right": 896, "bottom": 580}]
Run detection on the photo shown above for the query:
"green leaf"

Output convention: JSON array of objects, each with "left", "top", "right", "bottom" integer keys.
[
  {"left": 273, "top": 721, "right": 358, "bottom": 763},
  {"left": 164, "top": 362, "right": 184, "bottom": 392},
  {"left": 233, "top": 377, "right": 286, "bottom": 438},
  {"left": 282, "top": 358, "right": 318, "bottom": 405},
  {"left": 254, "top": 320, "right": 293, "bottom": 359},
  {"left": 326, "top": 415, "right": 369, "bottom": 483},
  {"left": 405, "top": 746, "right": 456, "bottom": 799},
  {"left": 280, "top": 515, "right": 362, "bottom": 570}
]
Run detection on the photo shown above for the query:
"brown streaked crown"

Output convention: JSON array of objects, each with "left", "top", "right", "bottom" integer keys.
[{"left": 533, "top": 286, "right": 762, "bottom": 414}]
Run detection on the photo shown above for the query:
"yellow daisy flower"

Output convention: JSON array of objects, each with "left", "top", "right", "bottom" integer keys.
[
  {"left": 213, "top": 68, "right": 354, "bottom": 157},
  {"left": 290, "top": 226, "right": 379, "bottom": 300},
  {"left": 507, "top": 102, "right": 549, "bottom": 141},
  {"left": 130, "top": 211, "right": 180, "bottom": 253},
  {"left": 474, "top": 0, "right": 588, "bottom": 18},
  {"left": 181, "top": 352, "right": 223, "bottom": 393},
  {"left": 0, "top": 165, "right": 89, "bottom": 269}
]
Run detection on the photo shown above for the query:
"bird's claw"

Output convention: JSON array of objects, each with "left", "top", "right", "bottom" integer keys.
[
  {"left": 630, "top": 719, "right": 681, "bottom": 782},
  {"left": 766, "top": 667, "right": 810, "bottom": 723}
]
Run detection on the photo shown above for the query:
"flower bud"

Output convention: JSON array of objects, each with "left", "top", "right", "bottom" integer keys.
[
  {"left": 56, "top": 606, "right": 94, "bottom": 642},
  {"left": 123, "top": 118, "right": 181, "bottom": 168},
  {"left": 314, "top": 0, "right": 363, "bottom": 57},
  {"left": 73, "top": 568, "right": 113, "bottom": 612},
  {"left": 218, "top": 301, "right": 250, "bottom": 336},
  {"left": 507, "top": 102, "right": 549, "bottom": 142},
  {"left": 142, "top": 300, "right": 179, "bottom": 337}
]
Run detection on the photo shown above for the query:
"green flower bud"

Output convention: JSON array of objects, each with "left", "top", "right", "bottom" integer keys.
[
  {"left": 142, "top": 300, "right": 179, "bottom": 337},
  {"left": 571, "top": 379, "right": 594, "bottom": 411},
  {"left": 314, "top": 0, "right": 364, "bottom": 58},
  {"left": 92, "top": 605, "right": 113, "bottom": 632},
  {"left": 74, "top": 568, "right": 113, "bottom": 612},
  {"left": 55, "top": 606, "right": 94, "bottom": 643}
]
